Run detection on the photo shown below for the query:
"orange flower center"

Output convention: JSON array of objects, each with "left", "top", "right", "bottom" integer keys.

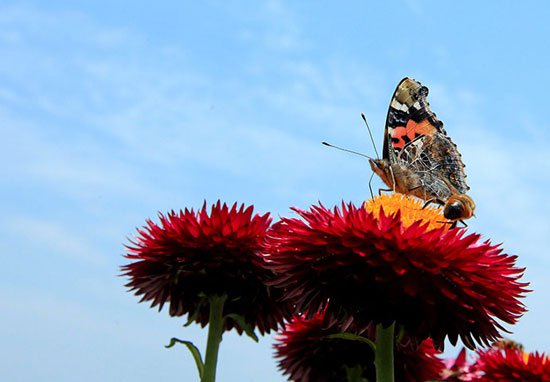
[{"left": 364, "top": 194, "right": 449, "bottom": 231}]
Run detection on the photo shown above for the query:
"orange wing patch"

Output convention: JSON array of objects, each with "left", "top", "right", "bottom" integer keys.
[{"left": 391, "top": 119, "right": 436, "bottom": 150}]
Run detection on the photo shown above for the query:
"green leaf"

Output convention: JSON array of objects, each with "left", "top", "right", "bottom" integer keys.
[
  {"left": 225, "top": 313, "right": 259, "bottom": 342},
  {"left": 324, "top": 333, "right": 376, "bottom": 352},
  {"left": 165, "top": 338, "right": 204, "bottom": 378}
]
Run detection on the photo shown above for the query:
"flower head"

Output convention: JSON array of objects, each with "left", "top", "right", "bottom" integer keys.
[
  {"left": 274, "top": 313, "right": 374, "bottom": 382},
  {"left": 122, "top": 201, "right": 291, "bottom": 334},
  {"left": 274, "top": 312, "right": 443, "bottom": 382},
  {"left": 475, "top": 347, "right": 550, "bottom": 381},
  {"left": 267, "top": 194, "right": 528, "bottom": 348},
  {"left": 441, "top": 348, "right": 481, "bottom": 381}
]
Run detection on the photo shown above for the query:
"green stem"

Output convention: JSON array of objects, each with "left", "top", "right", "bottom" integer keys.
[
  {"left": 375, "top": 322, "right": 395, "bottom": 382},
  {"left": 201, "top": 295, "right": 227, "bottom": 382}
]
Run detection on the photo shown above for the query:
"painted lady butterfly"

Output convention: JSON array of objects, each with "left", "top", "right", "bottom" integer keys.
[{"left": 369, "top": 77, "right": 475, "bottom": 223}]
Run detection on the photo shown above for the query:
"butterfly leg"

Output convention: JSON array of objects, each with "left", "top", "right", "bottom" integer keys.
[
  {"left": 443, "top": 219, "right": 467, "bottom": 229},
  {"left": 368, "top": 172, "right": 392, "bottom": 197},
  {"left": 372, "top": 164, "right": 397, "bottom": 196},
  {"left": 422, "top": 198, "right": 445, "bottom": 209},
  {"left": 368, "top": 172, "right": 375, "bottom": 199},
  {"left": 378, "top": 188, "right": 393, "bottom": 196},
  {"left": 389, "top": 165, "right": 397, "bottom": 193}
]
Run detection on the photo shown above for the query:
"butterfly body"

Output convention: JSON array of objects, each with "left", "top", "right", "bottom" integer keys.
[
  {"left": 369, "top": 159, "right": 423, "bottom": 197},
  {"left": 371, "top": 78, "right": 475, "bottom": 222}
]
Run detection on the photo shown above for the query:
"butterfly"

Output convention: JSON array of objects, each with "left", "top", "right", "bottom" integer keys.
[{"left": 369, "top": 77, "right": 475, "bottom": 223}]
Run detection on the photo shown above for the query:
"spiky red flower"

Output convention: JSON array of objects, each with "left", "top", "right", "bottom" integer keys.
[
  {"left": 474, "top": 348, "right": 550, "bottom": 381},
  {"left": 396, "top": 338, "right": 444, "bottom": 382},
  {"left": 441, "top": 348, "right": 481, "bottom": 381},
  {"left": 122, "top": 201, "right": 291, "bottom": 334},
  {"left": 267, "top": 195, "right": 528, "bottom": 349},
  {"left": 274, "top": 313, "right": 374, "bottom": 382},
  {"left": 274, "top": 312, "right": 443, "bottom": 382}
]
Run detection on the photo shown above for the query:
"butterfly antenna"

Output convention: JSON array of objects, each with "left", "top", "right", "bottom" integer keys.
[
  {"left": 361, "top": 113, "right": 380, "bottom": 159},
  {"left": 321, "top": 141, "right": 373, "bottom": 160}
]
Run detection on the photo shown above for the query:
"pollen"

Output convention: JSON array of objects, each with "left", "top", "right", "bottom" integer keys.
[{"left": 364, "top": 193, "right": 448, "bottom": 231}]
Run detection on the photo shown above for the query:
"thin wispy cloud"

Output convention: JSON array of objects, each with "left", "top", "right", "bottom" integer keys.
[
  {"left": 3, "top": 216, "right": 106, "bottom": 265},
  {"left": 428, "top": 80, "right": 549, "bottom": 256},
  {"left": 0, "top": 2, "right": 389, "bottom": 213}
]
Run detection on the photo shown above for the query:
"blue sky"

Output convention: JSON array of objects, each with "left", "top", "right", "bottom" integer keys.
[{"left": 1, "top": 1, "right": 549, "bottom": 381}]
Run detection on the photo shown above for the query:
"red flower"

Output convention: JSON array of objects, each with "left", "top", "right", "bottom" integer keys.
[
  {"left": 274, "top": 313, "right": 374, "bottom": 382},
  {"left": 441, "top": 348, "right": 481, "bottom": 381},
  {"left": 266, "top": 195, "right": 528, "bottom": 349},
  {"left": 475, "top": 348, "right": 550, "bottom": 381},
  {"left": 274, "top": 312, "right": 443, "bottom": 382},
  {"left": 122, "top": 201, "right": 291, "bottom": 334},
  {"left": 396, "top": 338, "right": 444, "bottom": 382}
]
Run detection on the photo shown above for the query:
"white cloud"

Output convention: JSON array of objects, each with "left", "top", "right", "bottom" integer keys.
[{"left": 0, "top": 2, "right": 391, "bottom": 216}]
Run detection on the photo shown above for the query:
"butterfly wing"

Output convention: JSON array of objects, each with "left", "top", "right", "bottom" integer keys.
[
  {"left": 383, "top": 78, "right": 469, "bottom": 199},
  {"left": 383, "top": 77, "right": 444, "bottom": 159}
]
